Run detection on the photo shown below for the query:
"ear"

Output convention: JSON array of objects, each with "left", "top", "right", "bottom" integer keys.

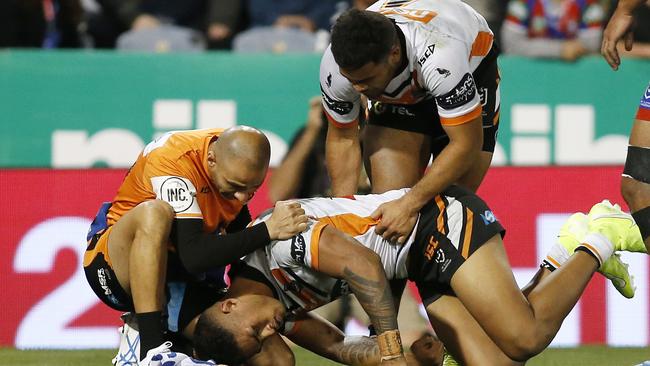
[
  {"left": 388, "top": 44, "right": 401, "bottom": 64},
  {"left": 207, "top": 149, "right": 217, "bottom": 168},
  {"left": 221, "top": 298, "right": 239, "bottom": 314}
]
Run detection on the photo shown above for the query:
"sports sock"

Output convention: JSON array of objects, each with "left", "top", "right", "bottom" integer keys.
[
  {"left": 632, "top": 206, "right": 650, "bottom": 241},
  {"left": 577, "top": 233, "right": 614, "bottom": 267},
  {"left": 136, "top": 311, "right": 164, "bottom": 360}
]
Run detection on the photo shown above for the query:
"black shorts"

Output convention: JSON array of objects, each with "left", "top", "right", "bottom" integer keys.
[
  {"left": 407, "top": 185, "right": 505, "bottom": 306},
  {"left": 367, "top": 44, "right": 501, "bottom": 156},
  {"left": 84, "top": 219, "right": 226, "bottom": 332}
]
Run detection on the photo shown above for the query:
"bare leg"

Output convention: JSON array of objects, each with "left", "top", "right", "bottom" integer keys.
[
  {"left": 362, "top": 125, "right": 494, "bottom": 194},
  {"left": 362, "top": 125, "right": 430, "bottom": 193},
  {"left": 621, "top": 119, "right": 650, "bottom": 250},
  {"left": 107, "top": 200, "right": 175, "bottom": 356},
  {"left": 426, "top": 295, "right": 521, "bottom": 366},
  {"left": 449, "top": 235, "right": 598, "bottom": 361}
]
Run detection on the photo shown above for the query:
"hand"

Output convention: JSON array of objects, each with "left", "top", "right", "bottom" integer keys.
[
  {"left": 131, "top": 14, "right": 160, "bottom": 30},
  {"left": 371, "top": 197, "right": 419, "bottom": 245},
  {"left": 409, "top": 333, "right": 445, "bottom": 366},
  {"left": 208, "top": 23, "right": 232, "bottom": 41},
  {"left": 265, "top": 201, "right": 308, "bottom": 240},
  {"left": 560, "top": 40, "right": 587, "bottom": 62},
  {"left": 306, "top": 96, "right": 324, "bottom": 131},
  {"left": 601, "top": 11, "right": 635, "bottom": 70}
]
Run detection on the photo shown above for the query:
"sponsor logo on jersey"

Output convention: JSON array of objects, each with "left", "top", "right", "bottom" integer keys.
[
  {"left": 321, "top": 86, "right": 354, "bottom": 115},
  {"left": 417, "top": 44, "right": 436, "bottom": 66},
  {"left": 641, "top": 83, "right": 650, "bottom": 109},
  {"left": 435, "top": 68, "right": 450, "bottom": 77},
  {"left": 326, "top": 73, "right": 332, "bottom": 88},
  {"left": 480, "top": 210, "right": 496, "bottom": 225},
  {"left": 291, "top": 234, "right": 306, "bottom": 263},
  {"left": 372, "top": 101, "right": 386, "bottom": 114},
  {"left": 436, "top": 73, "right": 476, "bottom": 110},
  {"left": 159, "top": 177, "right": 195, "bottom": 213}
]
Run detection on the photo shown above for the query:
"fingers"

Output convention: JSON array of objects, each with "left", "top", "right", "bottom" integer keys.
[
  {"left": 625, "top": 31, "right": 634, "bottom": 51},
  {"left": 370, "top": 206, "right": 383, "bottom": 220},
  {"left": 601, "top": 38, "right": 620, "bottom": 70}
]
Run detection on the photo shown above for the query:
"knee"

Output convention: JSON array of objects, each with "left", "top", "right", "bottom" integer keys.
[
  {"left": 136, "top": 200, "right": 175, "bottom": 237},
  {"left": 499, "top": 329, "right": 544, "bottom": 362}
]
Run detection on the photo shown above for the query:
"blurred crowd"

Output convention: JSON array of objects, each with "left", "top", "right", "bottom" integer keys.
[{"left": 1, "top": 0, "right": 648, "bottom": 60}]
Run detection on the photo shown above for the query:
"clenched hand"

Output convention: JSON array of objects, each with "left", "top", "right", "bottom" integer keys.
[
  {"left": 266, "top": 201, "right": 308, "bottom": 240},
  {"left": 371, "top": 196, "right": 419, "bottom": 245}
]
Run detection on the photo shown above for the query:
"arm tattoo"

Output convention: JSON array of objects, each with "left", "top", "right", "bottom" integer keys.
[
  {"left": 343, "top": 267, "right": 399, "bottom": 334},
  {"left": 334, "top": 336, "right": 380, "bottom": 366}
]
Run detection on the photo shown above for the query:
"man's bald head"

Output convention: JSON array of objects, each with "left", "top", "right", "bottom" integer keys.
[
  {"left": 212, "top": 126, "right": 271, "bottom": 171},
  {"left": 207, "top": 126, "right": 271, "bottom": 203}
]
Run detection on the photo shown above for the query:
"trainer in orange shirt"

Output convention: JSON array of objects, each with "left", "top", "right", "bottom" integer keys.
[{"left": 83, "top": 126, "right": 308, "bottom": 361}]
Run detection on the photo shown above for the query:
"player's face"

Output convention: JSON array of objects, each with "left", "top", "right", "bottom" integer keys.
[
  {"left": 225, "top": 295, "right": 287, "bottom": 358},
  {"left": 211, "top": 158, "right": 265, "bottom": 204},
  {"left": 339, "top": 46, "right": 400, "bottom": 99}
]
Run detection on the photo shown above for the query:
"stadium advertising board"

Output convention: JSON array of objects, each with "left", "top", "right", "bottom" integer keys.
[
  {"left": 0, "top": 52, "right": 647, "bottom": 168},
  {"left": 0, "top": 167, "right": 647, "bottom": 349}
]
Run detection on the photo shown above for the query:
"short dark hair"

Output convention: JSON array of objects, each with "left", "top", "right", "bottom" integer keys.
[
  {"left": 193, "top": 312, "right": 248, "bottom": 365},
  {"left": 331, "top": 9, "right": 397, "bottom": 70}
]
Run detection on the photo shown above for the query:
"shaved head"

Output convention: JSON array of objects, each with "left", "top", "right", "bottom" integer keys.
[
  {"left": 213, "top": 126, "right": 270, "bottom": 171},
  {"left": 206, "top": 126, "right": 271, "bottom": 203}
]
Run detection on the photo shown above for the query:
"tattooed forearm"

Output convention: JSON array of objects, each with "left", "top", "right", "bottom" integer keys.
[
  {"left": 343, "top": 265, "right": 398, "bottom": 334},
  {"left": 334, "top": 336, "right": 380, "bottom": 366}
]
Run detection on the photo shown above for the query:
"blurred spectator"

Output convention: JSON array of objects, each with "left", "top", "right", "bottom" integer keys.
[
  {"left": 247, "top": 0, "right": 343, "bottom": 32},
  {"left": 610, "top": 0, "right": 650, "bottom": 59},
  {"left": 233, "top": 0, "right": 346, "bottom": 53},
  {"left": 501, "top": 0, "right": 606, "bottom": 61},
  {"left": 268, "top": 96, "right": 370, "bottom": 203},
  {"left": 463, "top": 0, "right": 509, "bottom": 44},
  {"left": 0, "top": 0, "right": 83, "bottom": 48},
  {"left": 84, "top": 0, "right": 244, "bottom": 49},
  {"left": 205, "top": 0, "right": 245, "bottom": 49}
]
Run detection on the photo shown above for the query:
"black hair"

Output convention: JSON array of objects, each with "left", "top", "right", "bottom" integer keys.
[
  {"left": 193, "top": 312, "right": 249, "bottom": 365},
  {"left": 331, "top": 9, "right": 397, "bottom": 70}
]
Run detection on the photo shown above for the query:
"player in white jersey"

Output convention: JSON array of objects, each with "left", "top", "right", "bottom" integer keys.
[
  {"left": 190, "top": 189, "right": 644, "bottom": 365},
  {"left": 321, "top": 0, "right": 501, "bottom": 246}
]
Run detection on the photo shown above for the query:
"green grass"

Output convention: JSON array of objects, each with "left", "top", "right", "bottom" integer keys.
[{"left": 0, "top": 346, "right": 648, "bottom": 365}]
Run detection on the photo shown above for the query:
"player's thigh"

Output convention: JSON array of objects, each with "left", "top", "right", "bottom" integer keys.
[
  {"left": 107, "top": 200, "right": 174, "bottom": 293},
  {"left": 629, "top": 118, "right": 650, "bottom": 147},
  {"left": 246, "top": 333, "right": 294, "bottom": 366},
  {"left": 450, "top": 236, "right": 535, "bottom": 347},
  {"left": 362, "top": 124, "right": 430, "bottom": 192},
  {"left": 425, "top": 294, "right": 521, "bottom": 366}
]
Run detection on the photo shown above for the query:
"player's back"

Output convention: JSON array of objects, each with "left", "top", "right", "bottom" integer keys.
[{"left": 366, "top": 0, "right": 491, "bottom": 47}]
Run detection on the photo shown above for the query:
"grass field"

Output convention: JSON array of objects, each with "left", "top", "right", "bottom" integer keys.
[{"left": 0, "top": 346, "right": 649, "bottom": 366}]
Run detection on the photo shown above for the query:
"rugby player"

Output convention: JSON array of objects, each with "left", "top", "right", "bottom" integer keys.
[
  {"left": 83, "top": 127, "right": 308, "bottom": 362},
  {"left": 194, "top": 187, "right": 645, "bottom": 365},
  {"left": 321, "top": 0, "right": 501, "bottom": 244},
  {"left": 601, "top": 0, "right": 650, "bottom": 255}
]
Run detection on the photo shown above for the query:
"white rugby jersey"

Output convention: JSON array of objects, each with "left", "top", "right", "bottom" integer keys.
[
  {"left": 320, "top": 0, "right": 494, "bottom": 128},
  {"left": 245, "top": 189, "right": 417, "bottom": 312}
]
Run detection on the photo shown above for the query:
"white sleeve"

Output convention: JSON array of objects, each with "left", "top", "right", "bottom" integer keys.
[
  {"left": 319, "top": 46, "right": 361, "bottom": 126},
  {"left": 420, "top": 38, "right": 481, "bottom": 124},
  {"left": 150, "top": 176, "right": 202, "bottom": 217}
]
